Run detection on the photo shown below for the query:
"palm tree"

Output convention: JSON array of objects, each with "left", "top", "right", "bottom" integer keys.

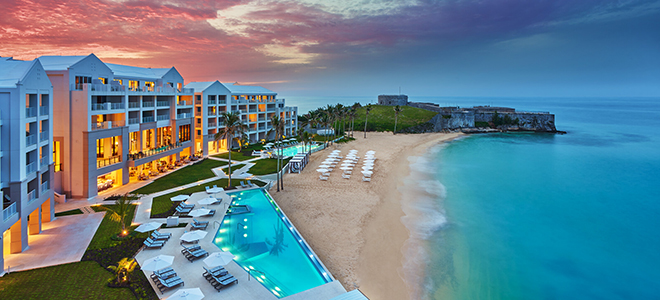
[
  {"left": 301, "top": 131, "right": 312, "bottom": 154},
  {"left": 107, "top": 257, "right": 137, "bottom": 284},
  {"left": 393, "top": 105, "right": 402, "bottom": 134},
  {"left": 215, "top": 111, "right": 246, "bottom": 189},
  {"left": 268, "top": 115, "right": 285, "bottom": 191},
  {"left": 364, "top": 104, "right": 372, "bottom": 138},
  {"left": 106, "top": 193, "right": 137, "bottom": 236},
  {"left": 351, "top": 102, "right": 361, "bottom": 137}
]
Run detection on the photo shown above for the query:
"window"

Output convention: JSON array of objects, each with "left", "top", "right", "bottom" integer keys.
[
  {"left": 113, "top": 79, "right": 123, "bottom": 85},
  {"left": 208, "top": 95, "right": 216, "bottom": 101},
  {"left": 130, "top": 132, "right": 139, "bottom": 153},
  {"left": 179, "top": 125, "right": 190, "bottom": 142},
  {"left": 98, "top": 77, "right": 108, "bottom": 84},
  {"left": 96, "top": 139, "right": 104, "bottom": 158},
  {"left": 53, "top": 141, "right": 61, "bottom": 172},
  {"left": 75, "top": 76, "right": 92, "bottom": 89},
  {"left": 145, "top": 81, "right": 155, "bottom": 91},
  {"left": 177, "top": 83, "right": 182, "bottom": 92},
  {"left": 196, "top": 95, "right": 201, "bottom": 101},
  {"left": 111, "top": 136, "right": 119, "bottom": 156},
  {"left": 218, "top": 95, "right": 226, "bottom": 100},
  {"left": 129, "top": 80, "right": 139, "bottom": 90}
]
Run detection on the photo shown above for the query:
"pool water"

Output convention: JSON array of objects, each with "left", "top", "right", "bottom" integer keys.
[
  {"left": 278, "top": 144, "right": 321, "bottom": 157},
  {"left": 213, "top": 189, "right": 332, "bottom": 298}
]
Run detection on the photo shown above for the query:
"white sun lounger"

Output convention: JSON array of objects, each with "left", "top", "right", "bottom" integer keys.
[
  {"left": 362, "top": 176, "right": 371, "bottom": 182},
  {"left": 319, "top": 175, "right": 329, "bottom": 181},
  {"left": 342, "top": 173, "right": 351, "bottom": 179}
]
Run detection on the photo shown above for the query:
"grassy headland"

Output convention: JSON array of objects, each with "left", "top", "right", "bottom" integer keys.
[{"left": 350, "top": 105, "right": 437, "bottom": 132}]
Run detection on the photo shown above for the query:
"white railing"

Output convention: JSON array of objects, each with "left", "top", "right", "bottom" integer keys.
[
  {"left": 249, "top": 109, "right": 257, "bottom": 113},
  {"left": 156, "top": 115, "right": 169, "bottom": 121},
  {"left": 40, "top": 181, "right": 49, "bottom": 193},
  {"left": 129, "top": 102, "right": 140, "bottom": 108},
  {"left": 142, "top": 101, "right": 154, "bottom": 107},
  {"left": 40, "top": 156, "right": 48, "bottom": 167},
  {"left": 27, "top": 190, "right": 37, "bottom": 203},
  {"left": 208, "top": 123, "right": 217, "bottom": 128},
  {"left": 267, "top": 107, "right": 276, "bottom": 112},
  {"left": 3, "top": 202, "right": 17, "bottom": 221},
  {"left": 208, "top": 99, "right": 216, "bottom": 105},
  {"left": 40, "top": 131, "right": 48, "bottom": 142},
  {"left": 176, "top": 113, "right": 192, "bottom": 119},
  {"left": 180, "top": 87, "right": 194, "bottom": 94},
  {"left": 218, "top": 100, "right": 226, "bottom": 104},
  {"left": 40, "top": 106, "right": 49, "bottom": 115},
  {"left": 91, "top": 120, "right": 125, "bottom": 131},
  {"left": 26, "top": 134, "right": 37, "bottom": 146},
  {"left": 91, "top": 102, "right": 124, "bottom": 111},
  {"left": 157, "top": 100, "right": 169, "bottom": 107},
  {"left": 128, "top": 118, "right": 140, "bottom": 125},
  {"left": 89, "top": 83, "right": 125, "bottom": 92},
  {"left": 26, "top": 161, "right": 36, "bottom": 174},
  {"left": 208, "top": 110, "right": 217, "bottom": 116},
  {"left": 178, "top": 100, "right": 192, "bottom": 106},
  {"left": 26, "top": 107, "right": 37, "bottom": 118},
  {"left": 143, "top": 116, "right": 155, "bottom": 123}
]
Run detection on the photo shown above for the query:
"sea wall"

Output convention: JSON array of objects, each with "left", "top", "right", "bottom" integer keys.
[
  {"left": 429, "top": 111, "right": 475, "bottom": 131},
  {"left": 378, "top": 95, "right": 408, "bottom": 106},
  {"left": 474, "top": 112, "right": 556, "bottom": 132}
]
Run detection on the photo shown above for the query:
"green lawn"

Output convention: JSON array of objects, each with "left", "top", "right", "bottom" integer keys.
[
  {"left": 54, "top": 208, "right": 83, "bottom": 217},
  {"left": 212, "top": 151, "right": 254, "bottom": 161},
  {"left": 248, "top": 158, "right": 292, "bottom": 175},
  {"left": 150, "top": 178, "right": 266, "bottom": 217},
  {"left": 131, "top": 159, "right": 227, "bottom": 195},
  {"left": 0, "top": 261, "right": 135, "bottom": 300},
  {"left": 350, "top": 105, "right": 437, "bottom": 132},
  {"left": 88, "top": 204, "right": 142, "bottom": 250}
]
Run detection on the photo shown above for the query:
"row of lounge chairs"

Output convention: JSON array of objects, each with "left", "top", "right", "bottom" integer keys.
[
  {"left": 175, "top": 202, "right": 194, "bottom": 216},
  {"left": 151, "top": 267, "right": 184, "bottom": 293},
  {"left": 203, "top": 266, "right": 239, "bottom": 291},
  {"left": 144, "top": 231, "right": 172, "bottom": 249},
  {"left": 191, "top": 218, "right": 208, "bottom": 230},
  {"left": 181, "top": 245, "right": 209, "bottom": 262},
  {"left": 239, "top": 180, "right": 256, "bottom": 188}
]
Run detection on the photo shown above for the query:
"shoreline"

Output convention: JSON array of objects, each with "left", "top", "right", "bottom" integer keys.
[{"left": 271, "top": 131, "right": 461, "bottom": 300}]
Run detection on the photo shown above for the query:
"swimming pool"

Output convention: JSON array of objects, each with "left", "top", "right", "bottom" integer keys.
[
  {"left": 278, "top": 144, "right": 321, "bottom": 157},
  {"left": 213, "top": 189, "right": 332, "bottom": 298}
]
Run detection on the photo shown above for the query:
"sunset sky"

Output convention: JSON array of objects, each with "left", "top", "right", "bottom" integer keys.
[{"left": 1, "top": 0, "right": 659, "bottom": 97}]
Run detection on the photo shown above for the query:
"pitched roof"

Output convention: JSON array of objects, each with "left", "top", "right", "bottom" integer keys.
[
  {"left": 184, "top": 81, "right": 217, "bottom": 92},
  {"left": 38, "top": 55, "right": 87, "bottom": 71},
  {"left": 105, "top": 63, "right": 172, "bottom": 79},
  {"left": 0, "top": 58, "right": 35, "bottom": 88},
  {"left": 221, "top": 82, "right": 276, "bottom": 95}
]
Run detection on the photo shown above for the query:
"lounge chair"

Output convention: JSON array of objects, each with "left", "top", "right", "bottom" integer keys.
[
  {"left": 152, "top": 231, "right": 172, "bottom": 238},
  {"left": 205, "top": 186, "right": 212, "bottom": 194},
  {"left": 319, "top": 175, "right": 329, "bottom": 181},
  {"left": 191, "top": 222, "right": 208, "bottom": 230},
  {"left": 175, "top": 206, "right": 192, "bottom": 216},
  {"left": 157, "top": 276, "right": 184, "bottom": 293},
  {"left": 211, "top": 275, "right": 238, "bottom": 291},
  {"left": 150, "top": 232, "right": 170, "bottom": 241},
  {"left": 181, "top": 245, "right": 201, "bottom": 254},
  {"left": 183, "top": 248, "right": 209, "bottom": 262},
  {"left": 342, "top": 173, "right": 351, "bottom": 179},
  {"left": 143, "top": 239, "right": 165, "bottom": 249},
  {"left": 179, "top": 202, "right": 194, "bottom": 209},
  {"left": 362, "top": 176, "right": 371, "bottom": 182},
  {"left": 193, "top": 218, "right": 209, "bottom": 225},
  {"left": 240, "top": 181, "right": 248, "bottom": 188},
  {"left": 145, "top": 236, "right": 167, "bottom": 245},
  {"left": 247, "top": 180, "right": 255, "bottom": 187},
  {"left": 151, "top": 268, "right": 176, "bottom": 281},
  {"left": 344, "top": 170, "right": 352, "bottom": 175},
  {"left": 203, "top": 266, "right": 228, "bottom": 279}
]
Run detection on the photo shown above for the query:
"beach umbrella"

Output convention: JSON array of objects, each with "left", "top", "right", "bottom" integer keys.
[
  {"left": 361, "top": 170, "right": 373, "bottom": 176},
  {"left": 180, "top": 230, "right": 208, "bottom": 242},
  {"left": 339, "top": 166, "right": 353, "bottom": 170},
  {"left": 204, "top": 251, "right": 236, "bottom": 268},
  {"left": 331, "top": 150, "right": 341, "bottom": 153},
  {"left": 168, "top": 288, "right": 205, "bottom": 300},
  {"left": 141, "top": 254, "right": 174, "bottom": 271},
  {"left": 171, "top": 194, "right": 190, "bottom": 201},
  {"left": 366, "top": 150, "right": 375, "bottom": 154},
  {"left": 316, "top": 168, "right": 329, "bottom": 173},
  {"left": 198, "top": 197, "right": 219, "bottom": 205},
  {"left": 188, "top": 208, "right": 211, "bottom": 217},
  {"left": 207, "top": 187, "right": 224, "bottom": 194},
  {"left": 135, "top": 221, "right": 163, "bottom": 233}
]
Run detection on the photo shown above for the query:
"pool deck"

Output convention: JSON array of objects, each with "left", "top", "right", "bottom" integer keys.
[{"left": 134, "top": 187, "right": 347, "bottom": 299}]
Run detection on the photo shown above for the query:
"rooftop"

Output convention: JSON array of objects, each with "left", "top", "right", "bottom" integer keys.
[
  {"left": 106, "top": 63, "right": 172, "bottom": 79},
  {"left": 38, "top": 55, "right": 87, "bottom": 71},
  {"left": 0, "top": 58, "right": 35, "bottom": 88},
  {"left": 185, "top": 81, "right": 218, "bottom": 92},
  {"left": 222, "top": 82, "right": 276, "bottom": 95}
]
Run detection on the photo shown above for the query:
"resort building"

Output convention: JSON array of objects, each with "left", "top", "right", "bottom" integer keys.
[
  {"left": 39, "top": 54, "right": 195, "bottom": 198},
  {"left": 186, "top": 81, "right": 298, "bottom": 156},
  {"left": 1, "top": 57, "right": 55, "bottom": 274}
]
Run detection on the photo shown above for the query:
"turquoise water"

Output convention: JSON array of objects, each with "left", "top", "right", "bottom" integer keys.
[
  {"left": 213, "top": 189, "right": 331, "bottom": 298},
  {"left": 279, "top": 144, "right": 321, "bottom": 157},
  {"left": 412, "top": 97, "right": 660, "bottom": 299}
]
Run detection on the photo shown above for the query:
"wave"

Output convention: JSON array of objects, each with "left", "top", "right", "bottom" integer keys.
[{"left": 400, "top": 143, "right": 450, "bottom": 300}]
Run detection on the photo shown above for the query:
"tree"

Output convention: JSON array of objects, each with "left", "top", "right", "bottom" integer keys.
[
  {"left": 350, "top": 102, "right": 361, "bottom": 137},
  {"left": 106, "top": 194, "right": 137, "bottom": 236},
  {"left": 300, "top": 131, "right": 312, "bottom": 154},
  {"left": 393, "top": 105, "right": 402, "bottom": 134},
  {"left": 364, "top": 104, "right": 372, "bottom": 138},
  {"left": 215, "top": 111, "right": 247, "bottom": 189},
  {"left": 107, "top": 258, "right": 137, "bottom": 284},
  {"left": 268, "top": 115, "right": 285, "bottom": 192}
]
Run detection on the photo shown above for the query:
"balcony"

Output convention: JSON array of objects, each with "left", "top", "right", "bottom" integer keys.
[
  {"left": 40, "top": 106, "right": 49, "bottom": 115},
  {"left": 176, "top": 113, "right": 192, "bottom": 119},
  {"left": 195, "top": 99, "right": 202, "bottom": 105},
  {"left": 128, "top": 102, "right": 140, "bottom": 109},
  {"left": 26, "top": 134, "right": 37, "bottom": 146},
  {"left": 180, "top": 87, "right": 194, "bottom": 94},
  {"left": 258, "top": 117, "right": 266, "bottom": 122},
  {"left": 218, "top": 100, "right": 226, "bottom": 105},
  {"left": 207, "top": 110, "right": 217, "bottom": 116},
  {"left": 27, "top": 190, "right": 37, "bottom": 203},
  {"left": 157, "top": 100, "right": 169, "bottom": 107},
  {"left": 92, "top": 120, "right": 125, "bottom": 131},
  {"left": 195, "top": 111, "right": 202, "bottom": 117},
  {"left": 40, "top": 131, "right": 48, "bottom": 142},
  {"left": 3, "top": 202, "right": 17, "bottom": 221},
  {"left": 91, "top": 102, "right": 124, "bottom": 111},
  {"left": 128, "top": 118, "right": 140, "bottom": 125},
  {"left": 209, "top": 99, "right": 216, "bottom": 105},
  {"left": 177, "top": 100, "right": 192, "bottom": 106},
  {"left": 97, "top": 155, "right": 121, "bottom": 168},
  {"left": 267, "top": 107, "right": 276, "bottom": 112},
  {"left": 249, "top": 109, "right": 257, "bottom": 113},
  {"left": 143, "top": 116, "right": 155, "bottom": 123},
  {"left": 26, "top": 161, "right": 37, "bottom": 174},
  {"left": 208, "top": 122, "right": 217, "bottom": 128},
  {"left": 40, "top": 181, "right": 50, "bottom": 193},
  {"left": 26, "top": 107, "right": 37, "bottom": 118},
  {"left": 40, "top": 156, "right": 48, "bottom": 168},
  {"left": 142, "top": 101, "right": 154, "bottom": 108},
  {"left": 127, "top": 142, "right": 184, "bottom": 161},
  {"left": 156, "top": 115, "right": 169, "bottom": 121}
]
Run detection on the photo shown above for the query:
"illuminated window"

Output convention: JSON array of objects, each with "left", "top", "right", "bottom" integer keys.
[
  {"left": 98, "top": 77, "right": 108, "bottom": 84},
  {"left": 129, "top": 80, "right": 139, "bottom": 90},
  {"left": 232, "top": 95, "right": 238, "bottom": 100},
  {"left": 52, "top": 141, "right": 61, "bottom": 172},
  {"left": 96, "top": 139, "right": 104, "bottom": 158},
  {"left": 113, "top": 79, "right": 123, "bottom": 85}
]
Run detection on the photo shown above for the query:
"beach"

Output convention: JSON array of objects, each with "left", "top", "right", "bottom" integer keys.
[{"left": 271, "top": 131, "right": 461, "bottom": 300}]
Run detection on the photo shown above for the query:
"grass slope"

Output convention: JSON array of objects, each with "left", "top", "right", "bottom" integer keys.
[
  {"left": 88, "top": 204, "right": 140, "bottom": 250},
  {"left": 248, "top": 158, "right": 292, "bottom": 175},
  {"left": 212, "top": 151, "right": 254, "bottom": 161},
  {"left": 350, "top": 105, "right": 437, "bottom": 132},
  {"left": 131, "top": 159, "right": 227, "bottom": 195}
]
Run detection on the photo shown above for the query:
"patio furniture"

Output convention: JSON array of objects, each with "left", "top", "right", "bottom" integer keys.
[
  {"left": 202, "top": 266, "right": 228, "bottom": 279},
  {"left": 183, "top": 248, "right": 209, "bottom": 262},
  {"left": 150, "top": 231, "right": 170, "bottom": 241},
  {"left": 157, "top": 276, "right": 184, "bottom": 293},
  {"left": 181, "top": 245, "right": 201, "bottom": 254},
  {"left": 144, "top": 239, "right": 165, "bottom": 249},
  {"left": 191, "top": 222, "right": 208, "bottom": 230},
  {"left": 247, "top": 180, "right": 255, "bottom": 187},
  {"left": 193, "top": 218, "right": 209, "bottom": 225}
]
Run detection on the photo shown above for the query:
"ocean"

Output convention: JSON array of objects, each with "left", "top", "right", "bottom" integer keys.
[{"left": 289, "top": 95, "right": 660, "bottom": 299}]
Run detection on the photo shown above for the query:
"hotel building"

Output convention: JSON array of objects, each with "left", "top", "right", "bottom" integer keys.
[
  {"left": 186, "top": 81, "right": 298, "bottom": 155},
  {"left": 1, "top": 57, "right": 55, "bottom": 273},
  {"left": 39, "top": 54, "right": 195, "bottom": 198}
]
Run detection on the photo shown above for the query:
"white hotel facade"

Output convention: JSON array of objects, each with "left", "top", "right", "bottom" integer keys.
[{"left": 1, "top": 57, "right": 55, "bottom": 272}]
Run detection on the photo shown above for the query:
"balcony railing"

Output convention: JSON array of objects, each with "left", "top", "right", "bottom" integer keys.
[
  {"left": 40, "top": 106, "right": 49, "bottom": 115},
  {"left": 128, "top": 102, "right": 140, "bottom": 108},
  {"left": 258, "top": 117, "right": 266, "bottom": 121},
  {"left": 156, "top": 115, "right": 169, "bottom": 121},
  {"left": 218, "top": 100, "right": 226, "bottom": 104},
  {"left": 195, "top": 99, "right": 202, "bottom": 105},
  {"left": 40, "top": 181, "right": 49, "bottom": 193},
  {"left": 26, "top": 161, "right": 36, "bottom": 174},
  {"left": 3, "top": 202, "right": 17, "bottom": 221},
  {"left": 40, "top": 156, "right": 48, "bottom": 168},
  {"left": 26, "top": 107, "right": 37, "bottom": 118},
  {"left": 157, "top": 100, "right": 169, "bottom": 107},
  {"left": 91, "top": 102, "right": 124, "bottom": 111},
  {"left": 128, "top": 118, "right": 140, "bottom": 125},
  {"left": 267, "top": 107, "right": 276, "bottom": 112},
  {"left": 26, "top": 134, "right": 37, "bottom": 146},
  {"left": 177, "top": 100, "right": 192, "bottom": 106},
  {"left": 27, "top": 190, "right": 37, "bottom": 203},
  {"left": 180, "top": 87, "right": 194, "bottom": 94},
  {"left": 195, "top": 111, "right": 202, "bottom": 117},
  {"left": 142, "top": 101, "right": 154, "bottom": 107},
  {"left": 207, "top": 110, "right": 217, "bottom": 116},
  {"left": 249, "top": 109, "right": 257, "bottom": 113},
  {"left": 40, "top": 131, "right": 48, "bottom": 142},
  {"left": 208, "top": 99, "right": 216, "bottom": 105},
  {"left": 143, "top": 116, "right": 155, "bottom": 123},
  {"left": 176, "top": 113, "right": 192, "bottom": 119},
  {"left": 91, "top": 120, "right": 125, "bottom": 131},
  {"left": 208, "top": 122, "right": 217, "bottom": 128},
  {"left": 128, "top": 142, "right": 184, "bottom": 161},
  {"left": 97, "top": 155, "right": 121, "bottom": 168}
]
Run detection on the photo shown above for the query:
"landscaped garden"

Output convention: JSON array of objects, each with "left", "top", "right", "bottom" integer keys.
[
  {"left": 132, "top": 159, "right": 227, "bottom": 195},
  {"left": 212, "top": 151, "right": 254, "bottom": 161},
  {"left": 247, "top": 158, "right": 292, "bottom": 176}
]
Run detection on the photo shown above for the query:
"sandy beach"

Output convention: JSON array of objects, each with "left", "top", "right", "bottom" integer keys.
[{"left": 271, "top": 131, "right": 461, "bottom": 300}]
